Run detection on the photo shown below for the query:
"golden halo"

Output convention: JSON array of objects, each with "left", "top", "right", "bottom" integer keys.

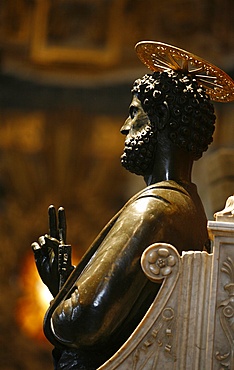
[{"left": 135, "top": 41, "right": 234, "bottom": 103}]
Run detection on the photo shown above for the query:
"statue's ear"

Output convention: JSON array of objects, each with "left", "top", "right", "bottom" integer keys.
[{"left": 158, "top": 101, "right": 170, "bottom": 130}]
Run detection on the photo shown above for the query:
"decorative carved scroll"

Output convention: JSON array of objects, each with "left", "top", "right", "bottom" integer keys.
[{"left": 216, "top": 257, "right": 234, "bottom": 369}]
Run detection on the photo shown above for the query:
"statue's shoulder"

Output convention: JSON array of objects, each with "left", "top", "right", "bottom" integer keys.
[
  {"left": 122, "top": 180, "right": 200, "bottom": 223},
  {"left": 120, "top": 181, "right": 188, "bottom": 219},
  {"left": 116, "top": 180, "right": 199, "bottom": 228},
  {"left": 135, "top": 180, "right": 193, "bottom": 202}
]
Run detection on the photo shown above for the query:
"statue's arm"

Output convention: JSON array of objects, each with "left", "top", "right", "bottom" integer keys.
[{"left": 51, "top": 195, "right": 168, "bottom": 347}]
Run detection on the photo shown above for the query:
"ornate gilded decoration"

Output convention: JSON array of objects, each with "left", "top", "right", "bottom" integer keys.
[{"left": 135, "top": 41, "right": 234, "bottom": 103}]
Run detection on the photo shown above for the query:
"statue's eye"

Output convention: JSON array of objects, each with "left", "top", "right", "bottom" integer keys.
[{"left": 129, "top": 106, "right": 138, "bottom": 119}]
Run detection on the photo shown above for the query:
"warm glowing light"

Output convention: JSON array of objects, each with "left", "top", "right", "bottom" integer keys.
[
  {"left": 36, "top": 280, "right": 53, "bottom": 311},
  {"left": 16, "top": 251, "right": 79, "bottom": 343},
  {"left": 16, "top": 253, "right": 53, "bottom": 342}
]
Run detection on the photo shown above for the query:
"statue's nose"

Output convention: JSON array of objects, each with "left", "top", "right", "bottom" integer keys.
[{"left": 120, "top": 117, "right": 131, "bottom": 135}]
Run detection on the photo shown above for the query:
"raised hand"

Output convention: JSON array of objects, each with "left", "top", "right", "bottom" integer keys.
[{"left": 32, "top": 205, "right": 73, "bottom": 297}]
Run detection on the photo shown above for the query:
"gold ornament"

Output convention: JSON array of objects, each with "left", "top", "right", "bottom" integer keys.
[{"left": 135, "top": 41, "right": 234, "bottom": 103}]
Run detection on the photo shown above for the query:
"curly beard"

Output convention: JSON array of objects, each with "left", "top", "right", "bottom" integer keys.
[{"left": 121, "top": 125, "right": 157, "bottom": 176}]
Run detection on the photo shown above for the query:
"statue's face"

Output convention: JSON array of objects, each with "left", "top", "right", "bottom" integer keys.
[{"left": 120, "top": 95, "right": 157, "bottom": 176}]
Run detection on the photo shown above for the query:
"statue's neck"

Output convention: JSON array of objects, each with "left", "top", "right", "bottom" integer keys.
[{"left": 144, "top": 141, "right": 194, "bottom": 186}]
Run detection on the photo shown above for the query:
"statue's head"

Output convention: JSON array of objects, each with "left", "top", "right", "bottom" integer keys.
[{"left": 121, "top": 70, "right": 216, "bottom": 176}]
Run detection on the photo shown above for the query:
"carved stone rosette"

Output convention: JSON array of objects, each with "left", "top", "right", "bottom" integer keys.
[{"left": 141, "top": 243, "right": 178, "bottom": 282}]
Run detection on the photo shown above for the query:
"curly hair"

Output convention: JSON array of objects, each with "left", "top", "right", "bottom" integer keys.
[{"left": 132, "top": 70, "right": 216, "bottom": 160}]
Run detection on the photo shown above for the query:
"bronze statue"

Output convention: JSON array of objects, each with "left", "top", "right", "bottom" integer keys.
[{"left": 32, "top": 42, "right": 234, "bottom": 369}]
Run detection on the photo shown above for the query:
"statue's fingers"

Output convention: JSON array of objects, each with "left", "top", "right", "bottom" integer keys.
[
  {"left": 38, "top": 235, "right": 46, "bottom": 247},
  {"left": 32, "top": 237, "right": 50, "bottom": 258},
  {"left": 48, "top": 205, "right": 57, "bottom": 239},
  {"left": 31, "top": 241, "right": 41, "bottom": 251},
  {"left": 35, "top": 235, "right": 54, "bottom": 257},
  {"left": 58, "top": 206, "right": 66, "bottom": 244},
  {"left": 31, "top": 242, "right": 46, "bottom": 261}
]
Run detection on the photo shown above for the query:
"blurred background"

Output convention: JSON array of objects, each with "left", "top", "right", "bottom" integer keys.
[{"left": 0, "top": 1, "right": 233, "bottom": 369}]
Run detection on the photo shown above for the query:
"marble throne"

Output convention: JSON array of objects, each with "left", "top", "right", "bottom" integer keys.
[{"left": 98, "top": 195, "right": 234, "bottom": 370}]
